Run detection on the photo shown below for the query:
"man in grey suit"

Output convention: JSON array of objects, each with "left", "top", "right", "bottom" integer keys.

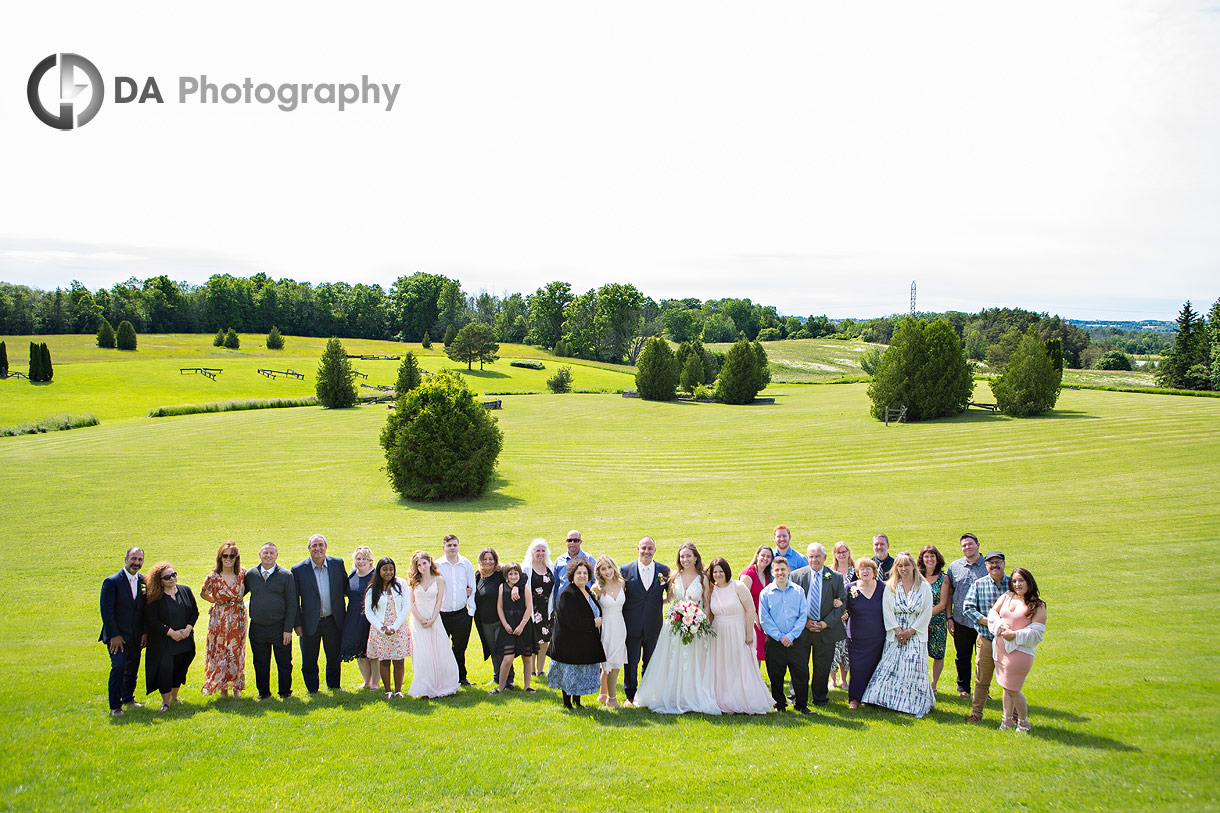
[
  {"left": 292, "top": 534, "right": 347, "bottom": 694},
  {"left": 243, "top": 542, "right": 297, "bottom": 699},
  {"left": 790, "top": 542, "right": 847, "bottom": 707}
]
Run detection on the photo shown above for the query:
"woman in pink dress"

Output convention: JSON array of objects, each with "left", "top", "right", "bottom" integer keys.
[
  {"left": 739, "top": 545, "right": 772, "bottom": 663},
  {"left": 200, "top": 542, "right": 247, "bottom": 697},
  {"left": 709, "top": 557, "right": 773, "bottom": 714},
  {"left": 407, "top": 551, "right": 460, "bottom": 699},
  {"left": 988, "top": 567, "right": 1047, "bottom": 732},
  {"left": 365, "top": 557, "right": 411, "bottom": 698}
]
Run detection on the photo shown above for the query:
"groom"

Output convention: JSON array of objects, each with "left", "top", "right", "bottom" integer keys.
[{"left": 620, "top": 536, "right": 670, "bottom": 706}]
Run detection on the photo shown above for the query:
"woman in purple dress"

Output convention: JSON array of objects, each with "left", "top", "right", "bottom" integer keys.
[{"left": 844, "top": 557, "right": 885, "bottom": 709}]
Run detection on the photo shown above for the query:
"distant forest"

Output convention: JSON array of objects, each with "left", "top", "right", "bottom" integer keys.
[{"left": 0, "top": 273, "right": 1175, "bottom": 368}]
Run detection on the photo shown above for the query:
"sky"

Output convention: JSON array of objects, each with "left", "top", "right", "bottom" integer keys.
[{"left": 2, "top": 1, "right": 1218, "bottom": 321}]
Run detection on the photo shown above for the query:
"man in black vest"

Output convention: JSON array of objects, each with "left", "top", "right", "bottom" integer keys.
[
  {"left": 620, "top": 536, "right": 670, "bottom": 707},
  {"left": 292, "top": 534, "right": 347, "bottom": 693},
  {"left": 99, "top": 547, "right": 146, "bottom": 716},
  {"left": 244, "top": 542, "right": 297, "bottom": 699}
]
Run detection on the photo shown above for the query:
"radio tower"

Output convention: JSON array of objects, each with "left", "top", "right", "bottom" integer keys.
[{"left": 910, "top": 281, "right": 917, "bottom": 317}]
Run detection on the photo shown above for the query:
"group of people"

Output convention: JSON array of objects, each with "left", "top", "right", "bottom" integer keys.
[{"left": 100, "top": 527, "right": 1046, "bottom": 731}]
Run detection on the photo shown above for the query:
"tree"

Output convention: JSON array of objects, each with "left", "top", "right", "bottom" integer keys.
[
  {"left": 116, "top": 320, "right": 137, "bottom": 351},
  {"left": 442, "top": 323, "right": 457, "bottom": 348},
  {"left": 992, "top": 327, "right": 1061, "bottom": 416},
  {"left": 679, "top": 352, "right": 704, "bottom": 393},
  {"left": 867, "top": 318, "right": 973, "bottom": 421},
  {"left": 395, "top": 351, "right": 422, "bottom": 395},
  {"left": 1093, "top": 350, "right": 1133, "bottom": 371},
  {"left": 446, "top": 323, "right": 500, "bottom": 370},
  {"left": 964, "top": 328, "right": 986, "bottom": 361},
  {"left": 266, "top": 326, "right": 285, "bottom": 350},
  {"left": 0, "top": 341, "right": 6, "bottom": 377},
  {"left": 860, "top": 346, "right": 884, "bottom": 376},
  {"left": 379, "top": 368, "right": 504, "bottom": 500},
  {"left": 97, "top": 318, "right": 116, "bottom": 349},
  {"left": 421, "top": 330, "right": 432, "bottom": 349},
  {"left": 40, "top": 343, "right": 52, "bottom": 381},
  {"left": 29, "top": 342, "right": 42, "bottom": 382},
  {"left": 213, "top": 328, "right": 225, "bottom": 347},
  {"left": 716, "top": 338, "right": 766, "bottom": 404},
  {"left": 1210, "top": 298, "right": 1220, "bottom": 392},
  {"left": 315, "top": 338, "right": 358, "bottom": 408},
  {"left": 634, "top": 337, "right": 679, "bottom": 401},
  {"left": 526, "top": 281, "right": 573, "bottom": 348},
  {"left": 224, "top": 328, "right": 240, "bottom": 349},
  {"left": 547, "top": 365, "right": 573, "bottom": 393},
  {"left": 1156, "top": 301, "right": 1204, "bottom": 389}
]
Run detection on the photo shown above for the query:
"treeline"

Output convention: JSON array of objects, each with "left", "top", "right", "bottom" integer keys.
[{"left": 0, "top": 273, "right": 1160, "bottom": 370}]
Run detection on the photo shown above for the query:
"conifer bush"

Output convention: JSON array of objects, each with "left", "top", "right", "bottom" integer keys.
[
  {"left": 116, "top": 320, "right": 137, "bottom": 351},
  {"left": 213, "top": 329, "right": 225, "bottom": 347},
  {"left": 992, "top": 328, "right": 1062, "bottom": 417},
  {"left": 547, "top": 365, "right": 573, "bottom": 393},
  {"left": 395, "top": 352, "right": 422, "bottom": 395},
  {"left": 266, "top": 326, "right": 285, "bottom": 350},
  {"left": 315, "top": 338, "right": 358, "bottom": 408},
  {"left": 380, "top": 369, "right": 504, "bottom": 500},
  {"left": 40, "top": 343, "right": 52, "bottom": 381},
  {"left": 97, "top": 319, "right": 116, "bottom": 349},
  {"left": 715, "top": 338, "right": 766, "bottom": 405},
  {"left": 224, "top": 328, "right": 240, "bottom": 349},
  {"left": 634, "top": 337, "right": 679, "bottom": 401},
  {"left": 0, "top": 341, "right": 8, "bottom": 378}
]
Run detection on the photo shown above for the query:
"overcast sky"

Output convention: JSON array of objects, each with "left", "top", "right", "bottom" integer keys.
[{"left": 3, "top": 1, "right": 1218, "bottom": 321}]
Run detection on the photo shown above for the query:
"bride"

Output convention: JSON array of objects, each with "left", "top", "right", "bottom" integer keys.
[{"left": 633, "top": 542, "right": 721, "bottom": 715}]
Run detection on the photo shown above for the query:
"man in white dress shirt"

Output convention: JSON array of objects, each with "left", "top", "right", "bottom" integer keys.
[{"left": 437, "top": 534, "right": 476, "bottom": 687}]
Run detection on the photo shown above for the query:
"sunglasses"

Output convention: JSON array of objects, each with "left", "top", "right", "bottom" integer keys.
[
  {"left": 221, "top": 554, "right": 237, "bottom": 560},
  {"left": 161, "top": 573, "right": 177, "bottom": 580}
]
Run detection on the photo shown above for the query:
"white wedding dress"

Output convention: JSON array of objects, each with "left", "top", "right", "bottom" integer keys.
[{"left": 634, "top": 574, "right": 721, "bottom": 715}]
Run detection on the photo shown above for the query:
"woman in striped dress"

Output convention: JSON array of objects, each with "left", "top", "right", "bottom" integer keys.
[{"left": 861, "top": 552, "right": 935, "bottom": 717}]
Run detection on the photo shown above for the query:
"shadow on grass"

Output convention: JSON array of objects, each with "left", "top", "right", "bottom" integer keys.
[
  {"left": 392, "top": 475, "right": 526, "bottom": 512},
  {"left": 1027, "top": 724, "right": 1141, "bottom": 752},
  {"left": 453, "top": 369, "right": 510, "bottom": 380}
]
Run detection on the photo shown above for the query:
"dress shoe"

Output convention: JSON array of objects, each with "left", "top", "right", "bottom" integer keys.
[
  {"left": 797, "top": 707, "right": 815, "bottom": 715},
  {"left": 109, "top": 709, "right": 124, "bottom": 717}
]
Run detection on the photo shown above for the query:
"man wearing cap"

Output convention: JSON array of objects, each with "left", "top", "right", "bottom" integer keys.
[
  {"left": 944, "top": 532, "right": 988, "bottom": 696},
  {"left": 961, "top": 550, "right": 1010, "bottom": 723}
]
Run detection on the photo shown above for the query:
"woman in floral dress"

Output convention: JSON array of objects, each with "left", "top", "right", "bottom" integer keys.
[
  {"left": 200, "top": 541, "right": 246, "bottom": 697},
  {"left": 918, "top": 545, "right": 948, "bottom": 693}
]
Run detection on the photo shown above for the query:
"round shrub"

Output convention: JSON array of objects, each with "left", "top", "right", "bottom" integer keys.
[
  {"left": 380, "top": 369, "right": 504, "bottom": 501},
  {"left": 116, "top": 320, "right": 137, "bottom": 351},
  {"left": 1093, "top": 350, "right": 1133, "bottom": 371}
]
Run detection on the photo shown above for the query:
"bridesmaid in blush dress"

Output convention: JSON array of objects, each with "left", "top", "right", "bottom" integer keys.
[
  {"left": 844, "top": 557, "right": 885, "bottom": 709},
  {"left": 593, "top": 555, "right": 627, "bottom": 708},
  {"left": 708, "top": 558, "right": 773, "bottom": 714},
  {"left": 406, "top": 551, "right": 460, "bottom": 699},
  {"left": 988, "top": 567, "right": 1047, "bottom": 732},
  {"left": 739, "top": 545, "right": 772, "bottom": 663}
]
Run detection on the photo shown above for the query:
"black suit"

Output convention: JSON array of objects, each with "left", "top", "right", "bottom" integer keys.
[
  {"left": 100, "top": 569, "right": 146, "bottom": 710},
  {"left": 790, "top": 565, "right": 847, "bottom": 705},
  {"left": 244, "top": 565, "right": 297, "bottom": 698},
  {"left": 620, "top": 560, "right": 670, "bottom": 702},
  {"left": 292, "top": 556, "right": 347, "bottom": 692}
]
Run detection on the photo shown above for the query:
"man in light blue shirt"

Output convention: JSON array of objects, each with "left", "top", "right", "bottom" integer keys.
[
  {"left": 553, "top": 529, "right": 596, "bottom": 600},
  {"left": 759, "top": 557, "right": 812, "bottom": 714}
]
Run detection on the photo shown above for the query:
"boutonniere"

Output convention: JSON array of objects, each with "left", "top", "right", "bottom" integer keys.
[
  {"left": 822, "top": 571, "right": 831, "bottom": 581},
  {"left": 849, "top": 586, "right": 859, "bottom": 599},
  {"left": 138, "top": 581, "right": 146, "bottom": 595}
]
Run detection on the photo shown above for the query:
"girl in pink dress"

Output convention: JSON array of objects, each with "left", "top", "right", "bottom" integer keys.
[
  {"left": 200, "top": 542, "right": 247, "bottom": 697},
  {"left": 987, "top": 567, "right": 1047, "bottom": 732},
  {"left": 365, "top": 557, "right": 412, "bottom": 698},
  {"left": 739, "top": 545, "right": 772, "bottom": 663}
]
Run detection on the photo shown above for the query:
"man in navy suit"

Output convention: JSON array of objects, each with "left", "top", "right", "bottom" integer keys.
[
  {"left": 620, "top": 536, "right": 670, "bottom": 707},
  {"left": 99, "top": 547, "right": 147, "bottom": 716},
  {"left": 292, "top": 534, "right": 347, "bottom": 694}
]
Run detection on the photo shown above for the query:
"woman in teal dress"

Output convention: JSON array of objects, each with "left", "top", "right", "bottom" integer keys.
[{"left": 919, "top": 545, "right": 948, "bottom": 694}]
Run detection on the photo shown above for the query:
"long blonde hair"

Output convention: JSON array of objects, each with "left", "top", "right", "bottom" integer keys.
[
  {"left": 885, "top": 551, "right": 918, "bottom": 592},
  {"left": 593, "top": 554, "right": 623, "bottom": 595}
]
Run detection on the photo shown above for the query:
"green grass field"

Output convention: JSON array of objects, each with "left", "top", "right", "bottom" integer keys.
[{"left": 0, "top": 335, "right": 1217, "bottom": 810}]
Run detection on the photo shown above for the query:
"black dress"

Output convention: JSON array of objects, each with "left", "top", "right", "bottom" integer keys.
[
  {"left": 474, "top": 571, "right": 506, "bottom": 661},
  {"left": 494, "top": 583, "right": 538, "bottom": 659},
  {"left": 340, "top": 570, "right": 374, "bottom": 661},
  {"left": 144, "top": 586, "right": 199, "bottom": 695},
  {"left": 528, "top": 566, "right": 555, "bottom": 643}
]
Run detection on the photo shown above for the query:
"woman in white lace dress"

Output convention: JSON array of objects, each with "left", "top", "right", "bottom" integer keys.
[
  {"left": 593, "top": 555, "right": 627, "bottom": 708},
  {"left": 633, "top": 542, "right": 720, "bottom": 715}
]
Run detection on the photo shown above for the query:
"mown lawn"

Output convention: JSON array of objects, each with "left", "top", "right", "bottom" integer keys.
[
  {"left": 0, "top": 358, "right": 1216, "bottom": 809},
  {"left": 0, "top": 334, "right": 637, "bottom": 425}
]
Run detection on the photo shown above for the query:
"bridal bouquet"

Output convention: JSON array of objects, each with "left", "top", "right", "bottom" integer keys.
[{"left": 667, "top": 599, "right": 714, "bottom": 645}]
